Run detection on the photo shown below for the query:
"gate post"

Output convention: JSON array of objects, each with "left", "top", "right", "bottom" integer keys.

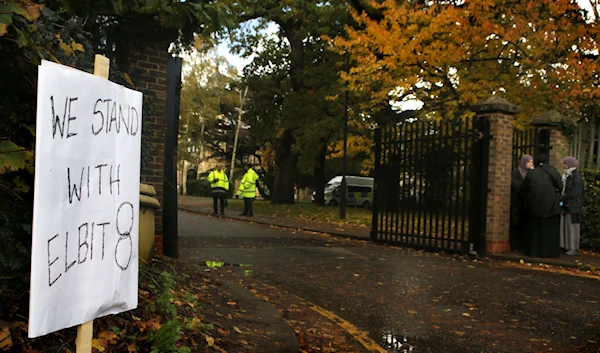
[
  {"left": 531, "top": 111, "right": 577, "bottom": 173},
  {"left": 470, "top": 97, "right": 520, "bottom": 254}
]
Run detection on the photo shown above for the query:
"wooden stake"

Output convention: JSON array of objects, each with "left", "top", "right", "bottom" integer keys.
[
  {"left": 75, "top": 321, "right": 93, "bottom": 353},
  {"left": 94, "top": 54, "right": 110, "bottom": 79},
  {"left": 75, "top": 54, "right": 110, "bottom": 353}
]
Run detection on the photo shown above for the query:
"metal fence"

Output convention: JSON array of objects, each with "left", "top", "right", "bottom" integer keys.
[
  {"left": 512, "top": 129, "right": 537, "bottom": 168},
  {"left": 371, "top": 117, "right": 490, "bottom": 254},
  {"left": 512, "top": 127, "right": 551, "bottom": 168},
  {"left": 570, "top": 121, "right": 600, "bottom": 168}
]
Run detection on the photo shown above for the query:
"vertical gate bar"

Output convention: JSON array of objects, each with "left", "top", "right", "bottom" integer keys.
[
  {"left": 400, "top": 121, "right": 408, "bottom": 244},
  {"left": 441, "top": 121, "right": 452, "bottom": 250},
  {"left": 420, "top": 122, "right": 428, "bottom": 247},
  {"left": 409, "top": 121, "right": 417, "bottom": 246},
  {"left": 417, "top": 122, "right": 427, "bottom": 246},
  {"left": 388, "top": 126, "right": 394, "bottom": 241},
  {"left": 513, "top": 130, "right": 516, "bottom": 169},
  {"left": 385, "top": 127, "right": 392, "bottom": 241},
  {"left": 460, "top": 117, "right": 470, "bottom": 250},
  {"left": 397, "top": 123, "right": 403, "bottom": 244},
  {"left": 393, "top": 125, "right": 400, "bottom": 243},
  {"left": 596, "top": 122, "right": 600, "bottom": 168},
  {"left": 371, "top": 128, "right": 382, "bottom": 241},
  {"left": 393, "top": 126, "right": 400, "bottom": 243},
  {"left": 452, "top": 121, "right": 462, "bottom": 250},
  {"left": 380, "top": 127, "right": 386, "bottom": 241},
  {"left": 381, "top": 127, "right": 389, "bottom": 241},
  {"left": 402, "top": 122, "right": 412, "bottom": 244},
  {"left": 429, "top": 122, "right": 438, "bottom": 249},
  {"left": 434, "top": 121, "right": 447, "bottom": 250},
  {"left": 468, "top": 116, "right": 481, "bottom": 254},
  {"left": 589, "top": 123, "right": 596, "bottom": 167},
  {"left": 427, "top": 122, "right": 435, "bottom": 249},
  {"left": 388, "top": 126, "right": 395, "bottom": 242},
  {"left": 474, "top": 116, "right": 490, "bottom": 255},
  {"left": 513, "top": 130, "right": 517, "bottom": 169},
  {"left": 427, "top": 123, "right": 435, "bottom": 249}
]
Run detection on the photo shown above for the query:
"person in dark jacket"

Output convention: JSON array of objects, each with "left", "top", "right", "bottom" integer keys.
[
  {"left": 520, "top": 154, "right": 563, "bottom": 258},
  {"left": 560, "top": 156, "right": 585, "bottom": 255},
  {"left": 510, "top": 154, "right": 534, "bottom": 251}
]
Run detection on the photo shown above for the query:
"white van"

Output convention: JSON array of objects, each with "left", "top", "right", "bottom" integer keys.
[{"left": 314, "top": 176, "right": 374, "bottom": 208}]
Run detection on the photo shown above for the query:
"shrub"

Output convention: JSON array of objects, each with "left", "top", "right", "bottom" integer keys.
[
  {"left": 581, "top": 169, "right": 600, "bottom": 252},
  {"left": 186, "top": 178, "right": 211, "bottom": 196}
]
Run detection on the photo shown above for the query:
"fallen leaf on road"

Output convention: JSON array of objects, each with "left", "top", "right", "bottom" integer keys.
[
  {"left": 206, "top": 335, "right": 215, "bottom": 346},
  {"left": 91, "top": 339, "right": 106, "bottom": 352},
  {"left": 233, "top": 326, "right": 243, "bottom": 334}
]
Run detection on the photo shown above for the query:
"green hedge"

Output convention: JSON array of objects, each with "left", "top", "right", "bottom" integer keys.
[
  {"left": 581, "top": 169, "right": 600, "bottom": 252},
  {"left": 186, "top": 179, "right": 211, "bottom": 197}
]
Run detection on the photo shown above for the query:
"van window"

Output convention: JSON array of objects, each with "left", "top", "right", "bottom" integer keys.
[{"left": 348, "top": 186, "right": 372, "bottom": 193}]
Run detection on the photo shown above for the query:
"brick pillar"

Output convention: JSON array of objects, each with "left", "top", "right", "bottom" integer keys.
[
  {"left": 531, "top": 111, "right": 576, "bottom": 173},
  {"left": 128, "top": 40, "right": 172, "bottom": 254},
  {"left": 471, "top": 97, "right": 520, "bottom": 254}
]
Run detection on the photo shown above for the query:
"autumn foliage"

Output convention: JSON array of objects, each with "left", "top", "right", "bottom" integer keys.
[{"left": 336, "top": 0, "right": 600, "bottom": 121}]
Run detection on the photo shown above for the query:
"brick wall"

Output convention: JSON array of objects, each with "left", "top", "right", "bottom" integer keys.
[
  {"left": 550, "top": 129, "right": 570, "bottom": 173},
  {"left": 485, "top": 112, "right": 514, "bottom": 253},
  {"left": 127, "top": 40, "right": 171, "bottom": 253},
  {"left": 471, "top": 97, "right": 520, "bottom": 254}
]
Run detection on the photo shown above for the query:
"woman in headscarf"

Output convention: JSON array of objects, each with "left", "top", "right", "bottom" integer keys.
[
  {"left": 520, "top": 154, "right": 563, "bottom": 258},
  {"left": 560, "top": 156, "right": 585, "bottom": 255},
  {"left": 510, "top": 154, "right": 534, "bottom": 251}
]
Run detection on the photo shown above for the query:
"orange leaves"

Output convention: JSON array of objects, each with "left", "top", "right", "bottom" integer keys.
[
  {"left": 55, "top": 34, "right": 85, "bottom": 56},
  {"left": 91, "top": 331, "right": 118, "bottom": 352},
  {"left": 337, "top": 0, "right": 600, "bottom": 118}
]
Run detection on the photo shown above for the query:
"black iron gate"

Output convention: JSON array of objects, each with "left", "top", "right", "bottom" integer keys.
[
  {"left": 371, "top": 117, "right": 490, "bottom": 254},
  {"left": 512, "top": 128, "right": 551, "bottom": 168}
]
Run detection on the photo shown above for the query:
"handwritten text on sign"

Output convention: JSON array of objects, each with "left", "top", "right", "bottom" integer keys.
[{"left": 29, "top": 61, "right": 142, "bottom": 338}]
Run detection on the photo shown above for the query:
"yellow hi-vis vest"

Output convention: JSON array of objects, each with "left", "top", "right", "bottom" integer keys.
[
  {"left": 207, "top": 169, "right": 229, "bottom": 190},
  {"left": 237, "top": 168, "right": 259, "bottom": 198}
]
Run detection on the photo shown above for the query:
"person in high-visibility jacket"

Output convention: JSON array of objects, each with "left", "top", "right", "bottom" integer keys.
[
  {"left": 237, "top": 165, "right": 259, "bottom": 217},
  {"left": 207, "top": 164, "right": 229, "bottom": 216}
]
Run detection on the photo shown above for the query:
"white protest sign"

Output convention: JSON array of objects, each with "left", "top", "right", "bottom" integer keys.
[{"left": 29, "top": 61, "right": 143, "bottom": 338}]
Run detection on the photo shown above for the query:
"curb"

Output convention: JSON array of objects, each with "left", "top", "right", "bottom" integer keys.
[
  {"left": 178, "top": 206, "right": 370, "bottom": 241},
  {"left": 489, "top": 253, "right": 598, "bottom": 271}
]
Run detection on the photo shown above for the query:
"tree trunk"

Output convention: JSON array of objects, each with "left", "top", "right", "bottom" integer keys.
[
  {"left": 313, "top": 143, "right": 327, "bottom": 206},
  {"left": 271, "top": 128, "right": 297, "bottom": 204}
]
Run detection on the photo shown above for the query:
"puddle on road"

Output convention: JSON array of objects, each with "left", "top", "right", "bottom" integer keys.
[
  {"left": 203, "top": 260, "right": 253, "bottom": 269},
  {"left": 381, "top": 329, "right": 414, "bottom": 352}
]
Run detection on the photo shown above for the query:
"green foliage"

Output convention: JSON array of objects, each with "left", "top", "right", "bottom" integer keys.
[
  {"left": 157, "top": 271, "right": 178, "bottom": 318},
  {"left": 0, "top": 1, "right": 95, "bottom": 319},
  {"left": 147, "top": 319, "right": 190, "bottom": 353},
  {"left": 581, "top": 169, "right": 600, "bottom": 252},
  {"left": 145, "top": 270, "right": 190, "bottom": 353},
  {"left": 186, "top": 178, "right": 211, "bottom": 197}
]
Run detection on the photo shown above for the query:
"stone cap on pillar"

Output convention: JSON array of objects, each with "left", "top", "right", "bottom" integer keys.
[
  {"left": 470, "top": 96, "right": 520, "bottom": 115},
  {"left": 530, "top": 110, "right": 576, "bottom": 127}
]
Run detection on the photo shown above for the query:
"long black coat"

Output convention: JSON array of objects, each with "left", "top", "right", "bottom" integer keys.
[
  {"left": 561, "top": 169, "right": 585, "bottom": 223},
  {"left": 521, "top": 164, "right": 563, "bottom": 218},
  {"left": 510, "top": 168, "right": 525, "bottom": 225}
]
